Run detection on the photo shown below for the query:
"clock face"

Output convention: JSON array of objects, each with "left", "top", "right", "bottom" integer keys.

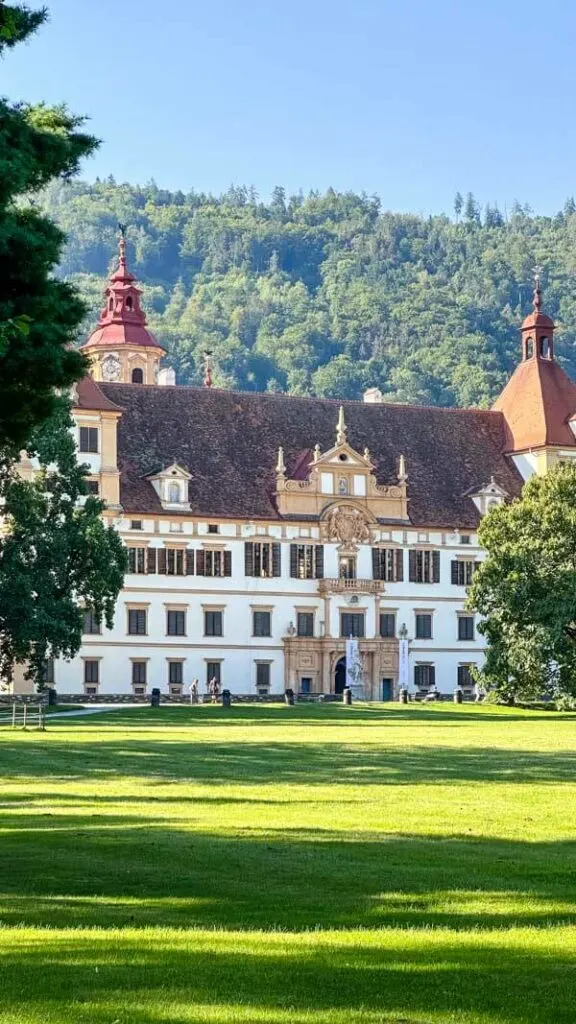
[{"left": 101, "top": 354, "right": 122, "bottom": 382}]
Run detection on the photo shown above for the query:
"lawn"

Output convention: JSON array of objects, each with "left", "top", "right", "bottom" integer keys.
[{"left": 0, "top": 702, "right": 575, "bottom": 1023}]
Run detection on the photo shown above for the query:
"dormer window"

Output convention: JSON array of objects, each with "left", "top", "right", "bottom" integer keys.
[{"left": 145, "top": 463, "right": 192, "bottom": 511}]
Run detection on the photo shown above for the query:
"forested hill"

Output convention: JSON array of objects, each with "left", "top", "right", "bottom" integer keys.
[{"left": 41, "top": 180, "right": 576, "bottom": 406}]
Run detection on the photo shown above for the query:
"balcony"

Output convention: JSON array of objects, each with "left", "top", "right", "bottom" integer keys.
[{"left": 318, "top": 578, "right": 384, "bottom": 595}]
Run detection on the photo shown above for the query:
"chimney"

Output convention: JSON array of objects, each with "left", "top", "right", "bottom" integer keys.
[
  {"left": 363, "top": 387, "right": 383, "bottom": 404},
  {"left": 158, "top": 367, "right": 176, "bottom": 387}
]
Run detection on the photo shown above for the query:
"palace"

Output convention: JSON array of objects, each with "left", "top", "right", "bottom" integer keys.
[{"left": 15, "top": 238, "right": 576, "bottom": 700}]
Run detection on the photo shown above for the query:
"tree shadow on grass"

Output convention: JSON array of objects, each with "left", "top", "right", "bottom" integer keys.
[
  {"left": 1, "top": 927, "right": 575, "bottom": 1024},
  {"left": 0, "top": 736, "right": 574, "bottom": 784},
  {"left": 1, "top": 817, "right": 575, "bottom": 932}
]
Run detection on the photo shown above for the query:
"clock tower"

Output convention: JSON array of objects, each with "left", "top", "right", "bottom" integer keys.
[{"left": 82, "top": 228, "right": 165, "bottom": 385}]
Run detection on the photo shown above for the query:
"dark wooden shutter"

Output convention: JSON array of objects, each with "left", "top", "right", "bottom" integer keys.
[
  {"left": 290, "top": 545, "right": 298, "bottom": 578},
  {"left": 315, "top": 545, "right": 324, "bottom": 579},
  {"left": 224, "top": 551, "right": 232, "bottom": 577},
  {"left": 196, "top": 549, "right": 205, "bottom": 576},
  {"left": 245, "top": 543, "right": 254, "bottom": 576},
  {"left": 185, "top": 549, "right": 195, "bottom": 575},
  {"left": 430, "top": 665, "right": 436, "bottom": 687},
  {"left": 451, "top": 560, "right": 459, "bottom": 585},
  {"left": 409, "top": 550, "right": 417, "bottom": 582},
  {"left": 157, "top": 548, "right": 167, "bottom": 574},
  {"left": 272, "top": 543, "right": 281, "bottom": 577},
  {"left": 372, "top": 548, "right": 380, "bottom": 580},
  {"left": 395, "top": 549, "right": 404, "bottom": 581},
  {"left": 147, "top": 548, "right": 157, "bottom": 574},
  {"left": 432, "top": 550, "right": 440, "bottom": 583}
]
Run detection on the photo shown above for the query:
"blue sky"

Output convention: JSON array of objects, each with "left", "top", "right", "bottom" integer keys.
[{"left": 4, "top": 0, "right": 576, "bottom": 213}]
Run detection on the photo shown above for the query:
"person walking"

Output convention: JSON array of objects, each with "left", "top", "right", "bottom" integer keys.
[{"left": 209, "top": 676, "right": 220, "bottom": 704}]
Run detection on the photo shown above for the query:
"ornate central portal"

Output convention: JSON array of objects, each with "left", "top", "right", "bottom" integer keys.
[{"left": 283, "top": 636, "right": 399, "bottom": 700}]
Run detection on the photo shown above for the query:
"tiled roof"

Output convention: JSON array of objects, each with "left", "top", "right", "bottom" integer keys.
[
  {"left": 98, "top": 383, "right": 524, "bottom": 527},
  {"left": 74, "top": 376, "right": 123, "bottom": 413},
  {"left": 492, "top": 358, "right": 576, "bottom": 451}
]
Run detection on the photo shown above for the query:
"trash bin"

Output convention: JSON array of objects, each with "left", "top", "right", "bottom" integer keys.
[
  {"left": 222, "top": 689, "right": 232, "bottom": 707},
  {"left": 399, "top": 688, "right": 408, "bottom": 704},
  {"left": 453, "top": 686, "right": 463, "bottom": 704},
  {"left": 150, "top": 687, "right": 161, "bottom": 707},
  {"left": 47, "top": 688, "right": 57, "bottom": 707},
  {"left": 284, "top": 688, "right": 295, "bottom": 706},
  {"left": 342, "top": 687, "right": 352, "bottom": 705}
]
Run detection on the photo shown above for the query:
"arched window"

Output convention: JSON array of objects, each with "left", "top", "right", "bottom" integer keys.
[
  {"left": 525, "top": 337, "right": 534, "bottom": 359},
  {"left": 168, "top": 482, "right": 181, "bottom": 504},
  {"left": 125, "top": 296, "right": 133, "bottom": 311},
  {"left": 539, "top": 336, "right": 550, "bottom": 358},
  {"left": 131, "top": 367, "right": 144, "bottom": 384},
  {"left": 108, "top": 297, "right": 113, "bottom": 311}
]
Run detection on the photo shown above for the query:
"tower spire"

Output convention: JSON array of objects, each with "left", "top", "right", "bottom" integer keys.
[
  {"left": 203, "top": 350, "right": 213, "bottom": 388},
  {"left": 336, "top": 406, "right": 347, "bottom": 446},
  {"left": 532, "top": 265, "right": 543, "bottom": 313},
  {"left": 520, "top": 266, "right": 555, "bottom": 362}
]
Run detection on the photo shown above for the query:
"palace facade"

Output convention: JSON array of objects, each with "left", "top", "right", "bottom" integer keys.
[{"left": 17, "top": 239, "right": 576, "bottom": 699}]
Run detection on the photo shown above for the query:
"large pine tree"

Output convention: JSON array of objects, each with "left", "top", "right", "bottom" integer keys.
[{"left": 0, "top": 4, "right": 96, "bottom": 455}]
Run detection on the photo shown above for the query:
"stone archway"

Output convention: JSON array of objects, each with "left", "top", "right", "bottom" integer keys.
[{"left": 334, "top": 656, "right": 346, "bottom": 695}]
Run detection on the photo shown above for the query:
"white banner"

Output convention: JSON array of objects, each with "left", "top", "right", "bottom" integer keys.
[
  {"left": 399, "top": 637, "right": 410, "bottom": 691},
  {"left": 345, "top": 637, "right": 364, "bottom": 698}
]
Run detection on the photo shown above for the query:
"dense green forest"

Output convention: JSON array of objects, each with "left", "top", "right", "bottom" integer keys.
[{"left": 41, "top": 180, "right": 576, "bottom": 406}]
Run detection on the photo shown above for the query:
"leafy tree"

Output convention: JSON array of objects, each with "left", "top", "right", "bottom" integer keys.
[
  {"left": 0, "top": 3, "right": 97, "bottom": 454},
  {"left": 469, "top": 465, "right": 576, "bottom": 702},
  {"left": 0, "top": 402, "right": 126, "bottom": 689},
  {"left": 453, "top": 192, "right": 463, "bottom": 221}
]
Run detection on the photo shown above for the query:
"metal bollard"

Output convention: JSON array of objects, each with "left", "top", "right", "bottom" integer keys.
[
  {"left": 399, "top": 688, "right": 408, "bottom": 704},
  {"left": 342, "top": 687, "right": 352, "bottom": 705}
]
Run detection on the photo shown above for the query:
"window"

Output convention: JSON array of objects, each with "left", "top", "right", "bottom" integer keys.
[
  {"left": 132, "top": 661, "right": 147, "bottom": 686},
  {"left": 131, "top": 367, "right": 143, "bottom": 383},
  {"left": 83, "top": 608, "right": 101, "bottom": 635},
  {"left": 130, "top": 520, "right": 143, "bottom": 531},
  {"left": 196, "top": 549, "right": 232, "bottom": 577},
  {"left": 208, "top": 524, "right": 219, "bottom": 534},
  {"left": 156, "top": 548, "right": 192, "bottom": 575},
  {"left": 86, "top": 480, "right": 99, "bottom": 495},
  {"left": 458, "top": 665, "right": 474, "bottom": 689},
  {"left": 245, "top": 542, "right": 281, "bottom": 578},
  {"left": 290, "top": 544, "right": 324, "bottom": 579},
  {"left": 458, "top": 615, "right": 475, "bottom": 641},
  {"left": 168, "top": 661, "right": 183, "bottom": 686},
  {"left": 300, "top": 677, "right": 312, "bottom": 694},
  {"left": 167, "top": 610, "right": 186, "bottom": 636},
  {"left": 415, "top": 614, "right": 432, "bottom": 639},
  {"left": 169, "top": 522, "right": 183, "bottom": 533},
  {"left": 127, "top": 546, "right": 147, "bottom": 574},
  {"left": 79, "top": 427, "right": 99, "bottom": 454},
  {"left": 451, "top": 560, "right": 476, "bottom": 586},
  {"left": 372, "top": 549, "right": 404, "bottom": 582},
  {"left": 461, "top": 535, "right": 471, "bottom": 545},
  {"left": 206, "top": 662, "right": 222, "bottom": 687},
  {"left": 339, "top": 555, "right": 356, "bottom": 580},
  {"left": 297, "top": 612, "right": 314, "bottom": 637},
  {"left": 256, "top": 662, "right": 271, "bottom": 692},
  {"left": 340, "top": 612, "right": 365, "bottom": 638},
  {"left": 84, "top": 660, "right": 99, "bottom": 685},
  {"left": 43, "top": 658, "right": 55, "bottom": 685},
  {"left": 379, "top": 613, "right": 396, "bottom": 638},
  {"left": 128, "top": 609, "right": 147, "bottom": 635},
  {"left": 409, "top": 550, "right": 440, "bottom": 583},
  {"left": 204, "top": 610, "right": 223, "bottom": 637},
  {"left": 126, "top": 296, "right": 133, "bottom": 311},
  {"left": 253, "top": 610, "right": 272, "bottom": 637},
  {"left": 166, "top": 548, "right": 185, "bottom": 576},
  {"left": 414, "top": 664, "right": 435, "bottom": 689},
  {"left": 168, "top": 482, "right": 182, "bottom": 503}
]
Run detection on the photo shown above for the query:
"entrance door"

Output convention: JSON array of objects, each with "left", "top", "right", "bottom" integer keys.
[
  {"left": 381, "top": 678, "right": 393, "bottom": 701},
  {"left": 334, "top": 657, "right": 346, "bottom": 694}
]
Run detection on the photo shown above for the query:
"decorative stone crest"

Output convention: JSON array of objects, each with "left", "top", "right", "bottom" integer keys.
[{"left": 322, "top": 504, "right": 371, "bottom": 548}]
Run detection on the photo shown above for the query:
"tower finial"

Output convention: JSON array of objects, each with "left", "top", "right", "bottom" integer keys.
[
  {"left": 336, "top": 406, "right": 347, "bottom": 446},
  {"left": 118, "top": 222, "right": 127, "bottom": 268},
  {"left": 398, "top": 453, "right": 407, "bottom": 484},
  {"left": 276, "top": 446, "right": 286, "bottom": 478},
  {"left": 203, "top": 350, "right": 213, "bottom": 388},
  {"left": 532, "top": 265, "right": 543, "bottom": 312}
]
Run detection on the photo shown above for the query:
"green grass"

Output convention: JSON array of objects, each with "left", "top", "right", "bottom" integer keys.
[{"left": 0, "top": 702, "right": 575, "bottom": 1023}]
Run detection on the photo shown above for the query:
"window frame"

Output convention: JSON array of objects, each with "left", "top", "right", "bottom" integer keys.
[
  {"left": 127, "top": 608, "right": 147, "bottom": 636},
  {"left": 296, "top": 611, "right": 314, "bottom": 637},
  {"left": 79, "top": 426, "right": 99, "bottom": 454},
  {"left": 166, "top": 609, "right": 186, "bottom": 637},
  {"left": 340, "top": 612, "right": 365, "bottom": 638},
  {"left": 253, "top": 610, "right": 272, "bottom": 638},
  {"left": 204, "top": 610, "right": 223, "bottom": 637},
  {"left": 415, "top": 613, "right": 433, "bottom": 640}
]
